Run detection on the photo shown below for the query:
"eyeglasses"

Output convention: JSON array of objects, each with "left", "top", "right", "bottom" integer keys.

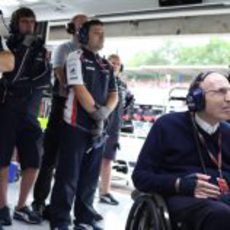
[{"left": 205, "top": 88, "right": 230, "bottom": 96}]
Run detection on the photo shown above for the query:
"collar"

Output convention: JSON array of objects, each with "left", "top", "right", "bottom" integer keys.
[
  {"left": 195, "top": 113, "right": 219, "bottom": 135},
  {"left": 81, "top": 47, "right": 98, "bottom": 59}
]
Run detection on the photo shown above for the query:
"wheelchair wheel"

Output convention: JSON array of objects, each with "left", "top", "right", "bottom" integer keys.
[
  {"left": 152, "top": 193, "right": 172, "bottom": 230},
  {"left": 126, "top": 194, "right": 166, "bottom": 230}
]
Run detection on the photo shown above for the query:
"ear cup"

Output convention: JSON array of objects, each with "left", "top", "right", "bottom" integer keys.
[
  {"left": 120, "top": 64, "right": 124, "bottom": 73},
  {"left": 186, "top": 71, "right": 217, "bottom": 112},
  {"left": 78, "top": 26, "right": 89, "bottom": 45},
  {"left": 9, "top": 12, "right": 18, "bottom": 34},
  {"left": 186, "top": 87, "right": 206, "bottom": 112},
  {"left": 66, "top": 22, "right": 75, "bottom": 34}
]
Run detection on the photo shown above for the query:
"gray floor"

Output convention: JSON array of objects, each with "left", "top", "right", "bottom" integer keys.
[
  {"left": 4, "top": 176, "right": 134, "bottom": 230},
  {"left": 4, "top": 134, "right": 143, "bottom": 230}
]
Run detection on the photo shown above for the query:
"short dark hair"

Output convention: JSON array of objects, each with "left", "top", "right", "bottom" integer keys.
[{"left": 81, "top": 19, "right": 103, "bottom": 32}]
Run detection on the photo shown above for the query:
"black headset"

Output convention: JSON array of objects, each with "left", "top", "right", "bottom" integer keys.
[
  {"left": 9, "top": 7, "right": 37, "bottom": 34},
  {"left": 120, "top": 64, "right": 124, "bottom": 73},
  {"left": 66, "top": 22, "right": 75, "bottom": 34},
  {"left": 78, "top": 19, "right": 103, "bottom": 45},
  {"left": 186, "top": 71, "right": 215, "bottom": 112},
  {"left": 78, "top": 25, "right": 89, "bottom": 45}
]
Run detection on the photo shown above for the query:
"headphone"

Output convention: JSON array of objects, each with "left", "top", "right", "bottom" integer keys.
[
  {"left": 78, "top": 24, "right": 89, "bottom": 45},
  {"left": 9, "top": 7, "right": 37, "bottom": 34},
  {"left": 78, "top": 19, "right": 103, "bottom": 45},
  {"left": 66, "top": 22, "right": 75, "bottom": 34},
  {"left": 120, "top": 64, "right": 124, "bottom": 73},
  {"left": 186, "top": 71, "right": 215, "bottom": 112}
]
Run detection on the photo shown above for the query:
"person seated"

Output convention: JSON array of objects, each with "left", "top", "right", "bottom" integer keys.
[{"left": 132, "top": 71, "right": 230, "bottom": 230}]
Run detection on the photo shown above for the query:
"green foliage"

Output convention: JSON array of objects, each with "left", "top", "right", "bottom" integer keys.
[
  {"left": 178, "top": 38, "right": 230, "bottom": 65},
  {"left": 127, "top": 37, "right": 230, "bottom": 67},
  {"left": 128, "top": 40, "right": 179, "bottom": 67}
]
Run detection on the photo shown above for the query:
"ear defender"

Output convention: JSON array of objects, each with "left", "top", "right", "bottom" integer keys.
[
  {"left": 120, "top": 64, "right": 124, "bottom": 73},
  {"left": 66, "top": 22, "right": 75, "bottom": 34},
  {"left": 9, "top": 11, "right": 18, "bottom": 34},
  {"left": 78, "top": 26, "right": 89, "bottom": 45},
  {"left": 186, "top": 71, "right": 215, "bottom": 112}
]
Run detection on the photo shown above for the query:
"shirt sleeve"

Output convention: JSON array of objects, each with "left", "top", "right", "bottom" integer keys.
[
  {"left": 52, "top": 43, "right": 68, "bottom": 68},
  {"left": 66, "top": 50, "right": 84, "bottom": 86},
  {"left": 132, "top": 118, "right": 178, "bottom": 195}
]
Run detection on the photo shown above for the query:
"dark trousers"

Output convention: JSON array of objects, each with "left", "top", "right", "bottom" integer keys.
[
  {"left": 168, "top": 198, "right": 230, "bottom": 230},
  {"left": 33, "top": 96, "right": 65, "bottom": 204},
  {"left": 50, "top": 122, "right": 104, "bottom": 228}
]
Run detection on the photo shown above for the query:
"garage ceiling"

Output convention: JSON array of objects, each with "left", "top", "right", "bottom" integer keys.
[{"left": 0, "top": 0, "right": 157, "bottom": 21}]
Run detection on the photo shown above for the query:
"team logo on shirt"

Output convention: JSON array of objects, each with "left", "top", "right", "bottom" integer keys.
[
  {"left": 84, "top": 58, "right": 94, "bottom": 64},
  {"left": 86, "top": 66, "right": 95, "bottom": 71},
  {"left": 70, "top": 67, "right": 76, "bottom": 74}
]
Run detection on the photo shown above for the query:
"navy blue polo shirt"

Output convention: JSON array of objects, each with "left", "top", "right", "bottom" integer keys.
[{"left": 64, "top": 47, "right": 117, "bottom": 129}]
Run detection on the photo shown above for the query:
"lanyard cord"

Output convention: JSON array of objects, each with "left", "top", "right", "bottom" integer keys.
[
  {"left": 190, "top": 113, "right": 208, "bottom": 174},
  {"left": 190, "top": 113, "right": 223, "bottom": 178},
  {"left": 197, "top": 128, "right": 223, "bottom": 178}
]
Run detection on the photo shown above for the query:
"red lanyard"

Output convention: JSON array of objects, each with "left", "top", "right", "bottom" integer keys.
[{"left": 197, "top": 132, "right": 223, "bottom": 178}]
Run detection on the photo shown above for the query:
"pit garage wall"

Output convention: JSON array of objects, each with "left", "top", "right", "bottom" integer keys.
[{"left": 47, "top": 0, "right": 230, "bottom": 40}]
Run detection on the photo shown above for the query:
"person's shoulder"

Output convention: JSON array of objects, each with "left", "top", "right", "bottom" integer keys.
[
  {"left": 67, "top": 48, "right": 83, "bottom": 60},
  {"left": 220, "top": 121, "right": 230, "bottom": 133},
  {"left": 155, "top": 111, "right": 189, "bottom": 127},
  {"left": 101, "top": 56, "right": 112, "bottom": 68},
  {"left": 55, "top": 41, "right": 74, "bottom": 53}
]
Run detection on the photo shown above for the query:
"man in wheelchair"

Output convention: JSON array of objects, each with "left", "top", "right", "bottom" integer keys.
[{"left": 131, "top": 72, "right": 230, "bottom": 230}]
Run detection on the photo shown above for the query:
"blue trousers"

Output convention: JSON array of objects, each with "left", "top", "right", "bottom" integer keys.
[
  {"left": 168, "top": 197, "right": 230, "bottom": 230},
  {"left": 50, "top": 122, "right": 104, "bottom": 228},
  {"left": 33, "top": 96, "right": 65, "bottom": 204}
]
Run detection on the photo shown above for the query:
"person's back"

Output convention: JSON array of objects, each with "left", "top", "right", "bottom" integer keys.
[{"left": 132, "top": 71, "right": 230, "bottom": 230}]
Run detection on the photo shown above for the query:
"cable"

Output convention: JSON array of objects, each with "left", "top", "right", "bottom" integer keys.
[{"left": 190, "top": 112, "right": 208, "bottom": 174}]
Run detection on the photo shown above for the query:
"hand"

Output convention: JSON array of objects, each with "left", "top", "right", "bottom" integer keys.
[
  {"left": 194, "top": 173, "right": 220, "bottom": 199},
  {"left": 90, "top": 106, "right": 111, "bottom": 121},
  {"left": 177, "top": 173, "right": 220, "bottom": 198},
  {"left": 91, "top": 120, "right": 104, "bottom": 136}
]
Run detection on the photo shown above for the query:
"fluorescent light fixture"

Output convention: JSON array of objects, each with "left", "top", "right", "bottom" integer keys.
[
  {"left": 24, "top": 0, "right": 40, "bottom": 2},
  {"left": 0, "top": 0, "right": 19, "bottom": 6},
  {"left": 0, "top": 0, "right": 39, "bottom": 7}
]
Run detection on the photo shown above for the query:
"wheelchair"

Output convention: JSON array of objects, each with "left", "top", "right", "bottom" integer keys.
[{"left": 125, "top": 190, "right": 188, "bottom": 230}]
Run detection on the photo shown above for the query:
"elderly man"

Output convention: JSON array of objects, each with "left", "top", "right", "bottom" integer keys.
[{"left": 133, "top": 72, "right": 230, "bottom": 230}]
